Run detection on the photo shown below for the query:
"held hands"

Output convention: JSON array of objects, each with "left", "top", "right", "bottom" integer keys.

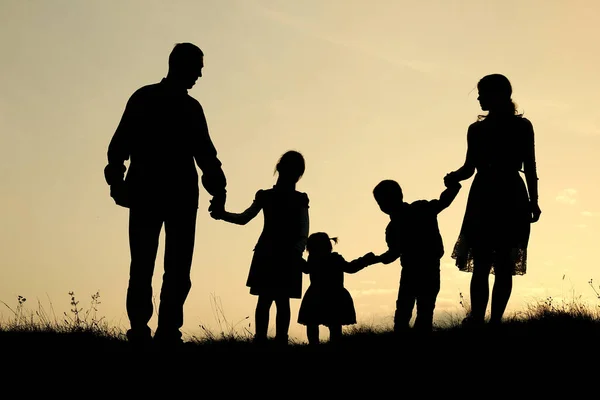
[
  {"left": 444, "top": 172, "right": 461, "bottom": 189},
  {"left": 362, "top": 252, "right": 379, "bottom": 266},
  {"left": 209, "top": 193, "right": 227, "bottom": 220}
]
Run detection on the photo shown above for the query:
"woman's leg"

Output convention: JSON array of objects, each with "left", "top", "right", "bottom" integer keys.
[
  {"left": 329, "top": 324, "right": 343, "bottom": 343},
  {"left": 490, "top": 252, "right": 514, "bottom": 324},
  {"left": 274, "top": 297, "right": 291, "bottom": 344},
  {"left": 307, "top": 324, "right": 319, "bottom": 345},
  {"left": 255, "top": 295, "right": 273, "bottom": 342},
  {"left": 469, "top": 252, "right": 492, "bottom": 324}
]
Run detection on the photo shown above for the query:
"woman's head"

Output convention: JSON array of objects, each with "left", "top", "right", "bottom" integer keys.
[
  {"left": 476, "top": 74, "right": 520, "bottom": 118},
  {"left": 306, "top": 232, "right": 338, "bottom": 256},
  {"left": 275, "top": 150, "right": 305, "bottom": 182}
]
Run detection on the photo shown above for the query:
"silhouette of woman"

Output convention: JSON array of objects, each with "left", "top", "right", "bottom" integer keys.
[
  {"left": 297, "top": 232, "right": 376, "bottom": 345},
  {"left": 210, "top": 150, "right": 309, "bottom": 345},
  {"left": 445, "top": 74, "right": 541, "bottom": 325}
]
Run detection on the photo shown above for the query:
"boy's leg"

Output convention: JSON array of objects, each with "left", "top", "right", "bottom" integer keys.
[
  {"left": 274, "top": 296, "right": 291, "bottom": 345},
  {"left": 414, "top": 263, "right": 441, "bottom": 333},
  {"left": 394, "top": 269, "right": 416, "bottom": 333},
  {"left": 307, "top": 325, "right": 319, "bottom": 345},
  {"left": 255, "top": 295, "right": 273, "bottom": 343}
]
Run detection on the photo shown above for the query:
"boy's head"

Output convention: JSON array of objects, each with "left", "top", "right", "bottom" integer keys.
[{"left": 373, "top": 180, "right": 403, "bottom": 215}]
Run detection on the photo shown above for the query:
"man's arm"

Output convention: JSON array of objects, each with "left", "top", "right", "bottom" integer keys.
[
  {"left": 193, "top": 102, "right": 227, "bottom": 200},
  {"left": 105, "top": 92, "right": 140, "bottom": 185}
]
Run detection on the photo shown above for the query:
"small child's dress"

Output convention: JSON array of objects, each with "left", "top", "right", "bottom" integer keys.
[{"left": 298, "top": 252, "right": 371, "bottom": 327}]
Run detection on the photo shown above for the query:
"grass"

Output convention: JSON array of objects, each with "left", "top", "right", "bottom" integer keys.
[{"left": 1, "top": 282, "right": 600, "bottom": 364}]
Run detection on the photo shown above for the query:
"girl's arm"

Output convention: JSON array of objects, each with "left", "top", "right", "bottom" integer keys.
[
  {"left": 293, "top": 206, "right": 310, "bottom": 254},
  {"left": 217, "top": 191, "right": 263, "bottom": 225}
]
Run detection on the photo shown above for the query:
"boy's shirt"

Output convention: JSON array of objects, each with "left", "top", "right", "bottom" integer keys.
[{"left": 383, "top": 185, "right": 461, "bottom": 269}]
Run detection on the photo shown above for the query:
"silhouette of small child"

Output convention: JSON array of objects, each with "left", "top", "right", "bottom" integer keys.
[
  {"left": 297, "top": 232, "right": 377, "bottom": 345},
  {"left": 371, "top": 178, "right": 461, "bottom": 333},
  {"left": 210, "top": 150, "right": 309, "bottom": 346}
]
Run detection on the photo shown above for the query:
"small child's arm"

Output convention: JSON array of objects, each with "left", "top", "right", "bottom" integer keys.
[
  {"left": 434, "top": 183, "right": 462, "bottom": 213},
  {"left": 339, "top": 252, "right": 378, "bottom": 274}
]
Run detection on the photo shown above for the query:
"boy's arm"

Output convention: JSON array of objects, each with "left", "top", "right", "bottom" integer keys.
[
  {"left": 374, "top": 221, "right": 401, "bottom": 265},
  {"left": 375, "top": 250, "right": 400, "bottom": 265},
  {"left": 433, "top": 183, "right": 462, "bottom": 214}
]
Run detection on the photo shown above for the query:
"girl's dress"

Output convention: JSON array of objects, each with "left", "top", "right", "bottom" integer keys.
[
  {"left": 223, "top": 185, "right": 309, "bottom": 298},
  {"left": 298, "top": 252, "right": 370, "bottom": 326},
  {"left": 451, "top": 115, "right": 537, "bottom": 276}
]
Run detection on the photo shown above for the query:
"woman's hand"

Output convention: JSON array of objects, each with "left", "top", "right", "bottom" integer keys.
[
  {"left": 530, "top": 202, "right": 542, "bottom": 223},
  {"left": 444, "top": 172, "right": 459, "bottom": 188}
]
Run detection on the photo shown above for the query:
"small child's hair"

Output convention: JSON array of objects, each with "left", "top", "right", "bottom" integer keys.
[{"left": 306, "top": 232, "right": 338, "bottom": 254}]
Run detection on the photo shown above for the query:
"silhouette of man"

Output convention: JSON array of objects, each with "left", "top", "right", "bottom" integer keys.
[{"left": 104, "top": 42, "right": 227, "bottom": 347}]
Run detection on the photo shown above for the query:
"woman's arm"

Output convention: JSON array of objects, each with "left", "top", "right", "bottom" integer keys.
[
  {"left": 447, "top": 125, "right": 476, "bottom": 182},
  {"left": 523, "top": 119, "right": 541, "bottom": 222}
]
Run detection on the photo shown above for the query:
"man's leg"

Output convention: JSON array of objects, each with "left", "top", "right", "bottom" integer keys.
[
  {"left": 127, "top": 207, "right": 163, "bottom": 344},
  {"left": 394, "top": 269, "right": 416, "bottom": 334},
  {"left": 155, "top": 207, "right": 198, "bottom": 344}
]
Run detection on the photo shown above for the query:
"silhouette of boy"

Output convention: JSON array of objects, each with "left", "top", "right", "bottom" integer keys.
[
  {"left": 371, "top": 178, "right": 461, "bottom": 333},
  {"left": 104, "top": 43, "right": 227, "bottom": 347}
]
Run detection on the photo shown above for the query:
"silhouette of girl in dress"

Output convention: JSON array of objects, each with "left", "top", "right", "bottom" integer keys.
[
  {"left": 211, "top": 150, "right": 309, "bottom": 345},
  {"left": 445, "top": 74, "right": 541, "bottom": 325},
  {"left": 297, "top": 232, "right": 376, "bottom": 345}
]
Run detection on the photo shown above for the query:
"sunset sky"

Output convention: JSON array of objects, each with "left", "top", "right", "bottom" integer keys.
[{"left": 1, "top": 0, "right": 599, "bottom": 342}]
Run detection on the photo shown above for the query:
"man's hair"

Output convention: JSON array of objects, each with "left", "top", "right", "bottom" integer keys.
[
  {"left": 373, "top": 179, "right": 403, "bottom": 200},
  {"left": 168, "top": 43, "right": 204, "bottom": 70}
]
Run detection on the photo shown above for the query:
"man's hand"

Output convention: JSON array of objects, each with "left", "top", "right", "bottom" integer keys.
[
  {"left": 209, "top": 193, "right": 226, "bottom": 218},
  {"left": 110, "top": 181, "right": 130, "bottom": 208}
]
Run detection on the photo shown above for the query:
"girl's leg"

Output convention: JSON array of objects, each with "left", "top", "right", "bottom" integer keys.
[
  {"left": 255, "top": 295, "right": 273, "bottom": 342},
  {"left": 469, "top": 253, "right": 492, "bottom": 324},
  {"left": 329, "top": 324, "right": 343, "bottom": 343},
  {"left": 490, "top": 252, "right": 514, "bottom": 324},
  {"left": 274, "top": 297, "right": 291, "bottom": 344},
  {"left": 307, "top": 325, "right": 319, "bottom": 345}
]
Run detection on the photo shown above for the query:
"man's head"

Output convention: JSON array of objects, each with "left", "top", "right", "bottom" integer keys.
[
  {"left": 168, "top": 43, "right": 204, "bottom": 89},
  {"left": 373, "top": 179, "right": 403, "bottom": 215}
]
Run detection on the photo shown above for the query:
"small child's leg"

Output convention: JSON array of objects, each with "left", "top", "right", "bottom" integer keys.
[
  {"left": 307, "top": 325, "right": 319, "bottom": 345},
  {"left": 414, "top": 267, "right": 441, "bottom": 333},
  {"left": 274, "top": 297, "right": 291, "bottom": 345},
  {"left": 254, "top": 295, "right": 273, "bottom": 342},
  {"left": 395, "top": 270, "right": 416, "bottom": 333},
  {"left": 329, "top": 324, "right": 343, "bottom": 343}
]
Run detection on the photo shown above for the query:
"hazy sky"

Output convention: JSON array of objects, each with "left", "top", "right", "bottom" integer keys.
[{"left": 1, "top": 0, "right": 599, "bottom": 341}]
